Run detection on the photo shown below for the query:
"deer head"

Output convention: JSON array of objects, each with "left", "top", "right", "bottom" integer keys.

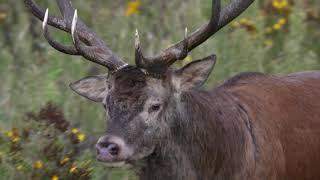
[{"left": 25, "top": 0, "right": 254, "bottom": 167}]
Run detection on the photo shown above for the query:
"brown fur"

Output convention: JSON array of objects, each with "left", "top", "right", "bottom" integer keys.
[
  {"left": 70, "top": 65, "right": 320, "bottom": 179},
  {"left": 223, "top": 71, "right": 320, "bottom": 179},
  {"left": 136, "top": 71, "right": 320, "bottom": 180},
  {"left": 25, "top": 0, "right": 319, "bottom": 178}
]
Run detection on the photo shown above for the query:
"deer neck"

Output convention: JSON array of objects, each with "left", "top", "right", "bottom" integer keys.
[{"left": 138, "top": 89, "right": 254, "bottom": 180}]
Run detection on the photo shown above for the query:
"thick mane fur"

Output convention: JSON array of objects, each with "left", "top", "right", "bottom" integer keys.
[{"left": 137, "top": 71, "right": 320, "bottom": 180}]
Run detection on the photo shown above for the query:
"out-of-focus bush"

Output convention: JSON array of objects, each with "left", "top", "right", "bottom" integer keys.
[{"left": 0, "top": 102, "right": 93, "bottom": 179}]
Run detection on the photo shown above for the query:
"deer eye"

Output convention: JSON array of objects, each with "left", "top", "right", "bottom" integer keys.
[
  {"left": 150, "top": 104, "right": 161, "bottom": 112},
  {"left": 122, "top": 104, "right": 128, "bottom": 109}
]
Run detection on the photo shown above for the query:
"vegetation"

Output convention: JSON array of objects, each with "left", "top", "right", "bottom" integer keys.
[{"left": 0, "top": 0, "right": 319, "bottom": 179}]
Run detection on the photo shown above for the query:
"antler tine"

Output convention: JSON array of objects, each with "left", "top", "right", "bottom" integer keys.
[
  {"left": 135, "top": 29, "right": 140, "bottom": 50},
  {"left": 25, "top": 0, "right": 68, "bottom": 32},
  {"left": 71, "top": 9, "right": 78, "bottom": 44},
  {"left": 135, "top": 28, "right": 189, "bottom": 74},
  {"left": 135, "top": 29, "right": 144, "bottom": 66},
  {"left": 43, "top": 9, "right": 79, "bottom": 55},
  {"left": 25, "top": 0, "right": 127, "bottom": 71},
  {"left": 136, "top": 0, "right": 254, "bottom": 74},
  {"left": 70, "top": 10, "right": 127, "bottom": 70},
  {"left": 25, "top": 0, "right": 92, "bottom": 39}
]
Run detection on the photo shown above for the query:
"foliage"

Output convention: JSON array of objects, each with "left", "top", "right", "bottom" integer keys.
[
  {"left": 0, "top": 0, "right": 319, "bottom": 179},
  {"left": 0, "top": 102, "right": 93, "bottom": 179}
]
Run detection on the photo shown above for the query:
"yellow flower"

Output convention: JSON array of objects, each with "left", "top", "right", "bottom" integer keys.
[
  {"left": 34, "top": 160, "right": 43, "bottom": 169},
  {"left": 71, "top": 128, "right": 79, "bottom": 134},
  {"left": 51, "top": 175, "right": 59, "bottom": 180},
  {"left": 12, "top": 136, "right": 20, "bottom": 143},
  {"left": 60, "top": 157, "right": 70, "bottom": 165},
  {"left": 278, "top": 18, "right": 287, "bottom": 25},
  {"left": 280, "top": 0, "right": 288, "bottom": 8},
  {"left": 231, "top": 21, "right": 240, "bottom": 28},
  {"left": 70, "top": 166, "right": 77, "bottom": 173},
  {"left": 77, "top": 133, "right": 86, "bottom": 142},
  {"left": 126, "top": 0, "right": 141, "bottom": 16},
  {"left": 239, "top": 18, "right": 248, "bottom": 24},
  {"left": 16, "top": 165, "right": 23, "bottom": 171},
  {"left": 273, "top": 23, "right": 281, "bottom": 30},
  {"left": 272, "top": 0, "right": 289, "bottom": 10},
  {"left": 272, "top": 1, "right": 280, "bottom": 9},
  {"left": 7, "top": 131, "right": 13, "bottom": 138}
]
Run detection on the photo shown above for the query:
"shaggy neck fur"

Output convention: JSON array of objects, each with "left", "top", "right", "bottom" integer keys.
[{"left": 137, "top": 88, "right": 256, "bottom": 180}]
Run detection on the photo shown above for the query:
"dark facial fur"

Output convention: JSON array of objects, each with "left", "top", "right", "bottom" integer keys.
[{"left": 103, "top": 66, "right": 175, "bottom": 161}]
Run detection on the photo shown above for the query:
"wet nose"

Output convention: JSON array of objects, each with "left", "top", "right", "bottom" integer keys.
[
  {"left": 96, "top": 135, "right": 128, "bottom": 162},
  {"left": 96, "top": 141, "right": 120, "bottom": 157}
]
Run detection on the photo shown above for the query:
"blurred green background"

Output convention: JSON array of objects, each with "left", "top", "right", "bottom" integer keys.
[{"left": 0, "top": 0, "right": 319, "bottom": 179}]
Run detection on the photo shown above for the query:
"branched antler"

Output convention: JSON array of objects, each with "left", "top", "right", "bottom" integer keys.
[
  {"left": 42, "top": 9, "right": 79, "bottom": 55},
  {"left": 136, "top": 0, "right": 255, "bottom": 74},
  {"left": 25, "top": 0, "right": 127, "bottom": 71},
  {"left": 25, "top": 0, "right": 254, "bottom": 74}
]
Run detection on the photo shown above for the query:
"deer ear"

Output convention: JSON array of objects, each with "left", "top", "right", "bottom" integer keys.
[
  {"left": 69, "top": 75, "right": 108, "bottom": 102},
  {"left": 173, "top": 55, "right": 216, "bottom": 91}
]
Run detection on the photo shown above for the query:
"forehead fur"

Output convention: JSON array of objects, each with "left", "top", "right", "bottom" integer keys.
[
  {"left": 111, "top": 66, "right": 147, "bottom": 93},
  {"left": 110, "top": 66, "right": 173, "bottom": 99}
]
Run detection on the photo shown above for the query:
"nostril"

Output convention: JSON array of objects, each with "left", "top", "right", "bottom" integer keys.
[
  {"left": 97, "top": 141, "right": 120, "bottom": 156},
  {"left": 107, "top": 143, "right": 119, "bottom": 156}
]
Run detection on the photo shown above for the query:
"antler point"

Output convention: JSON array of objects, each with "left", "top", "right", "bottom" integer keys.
[
  {"left": 42, "top": 8, "right": 49, "bottom": 30},
  {"left": 185, "top": 27, "right": 188, "bottom": 39},
  {"left": 71, "top": 9, "right": 78, "bottom": 43},
  {"left": 135, "top": 29, "right": 140, "bottom": 49}
]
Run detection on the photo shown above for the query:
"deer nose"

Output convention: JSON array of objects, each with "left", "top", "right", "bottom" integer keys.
[
  {"left": 96, "top": 135, "right": 130, "bottom": 162},
  {"left": 96, "top": 141, "right": 120, "bottom": 156}
]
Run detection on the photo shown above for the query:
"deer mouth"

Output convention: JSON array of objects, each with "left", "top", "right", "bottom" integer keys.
[
  {"left": 96, "top": 154, "right": 131, "bottom": 167},
  {"left": 96, "top": 153, "right": 131, "bottom": 168},
  {"left": 102, "top": 161, "right": 127, "bottom": 168},
  {"left": 98, "top": 147, "right": 156, "bottom": 168}
]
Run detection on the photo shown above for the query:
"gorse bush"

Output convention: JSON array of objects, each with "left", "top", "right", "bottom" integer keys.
[{"left": 0, "top": 102, "right": 93, "bottom": 180}]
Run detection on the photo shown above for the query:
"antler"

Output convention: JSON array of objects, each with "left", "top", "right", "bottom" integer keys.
[
  {"left": 135, "top": 0, "right": 255, "bottom": 74},
  {"left": 24, "top": 0, "right": 128, "bottom": 72}
]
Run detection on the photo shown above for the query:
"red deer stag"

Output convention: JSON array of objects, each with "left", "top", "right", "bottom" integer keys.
[{"left": 25, "top": 0, "right": 320, "bottom": 179}]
